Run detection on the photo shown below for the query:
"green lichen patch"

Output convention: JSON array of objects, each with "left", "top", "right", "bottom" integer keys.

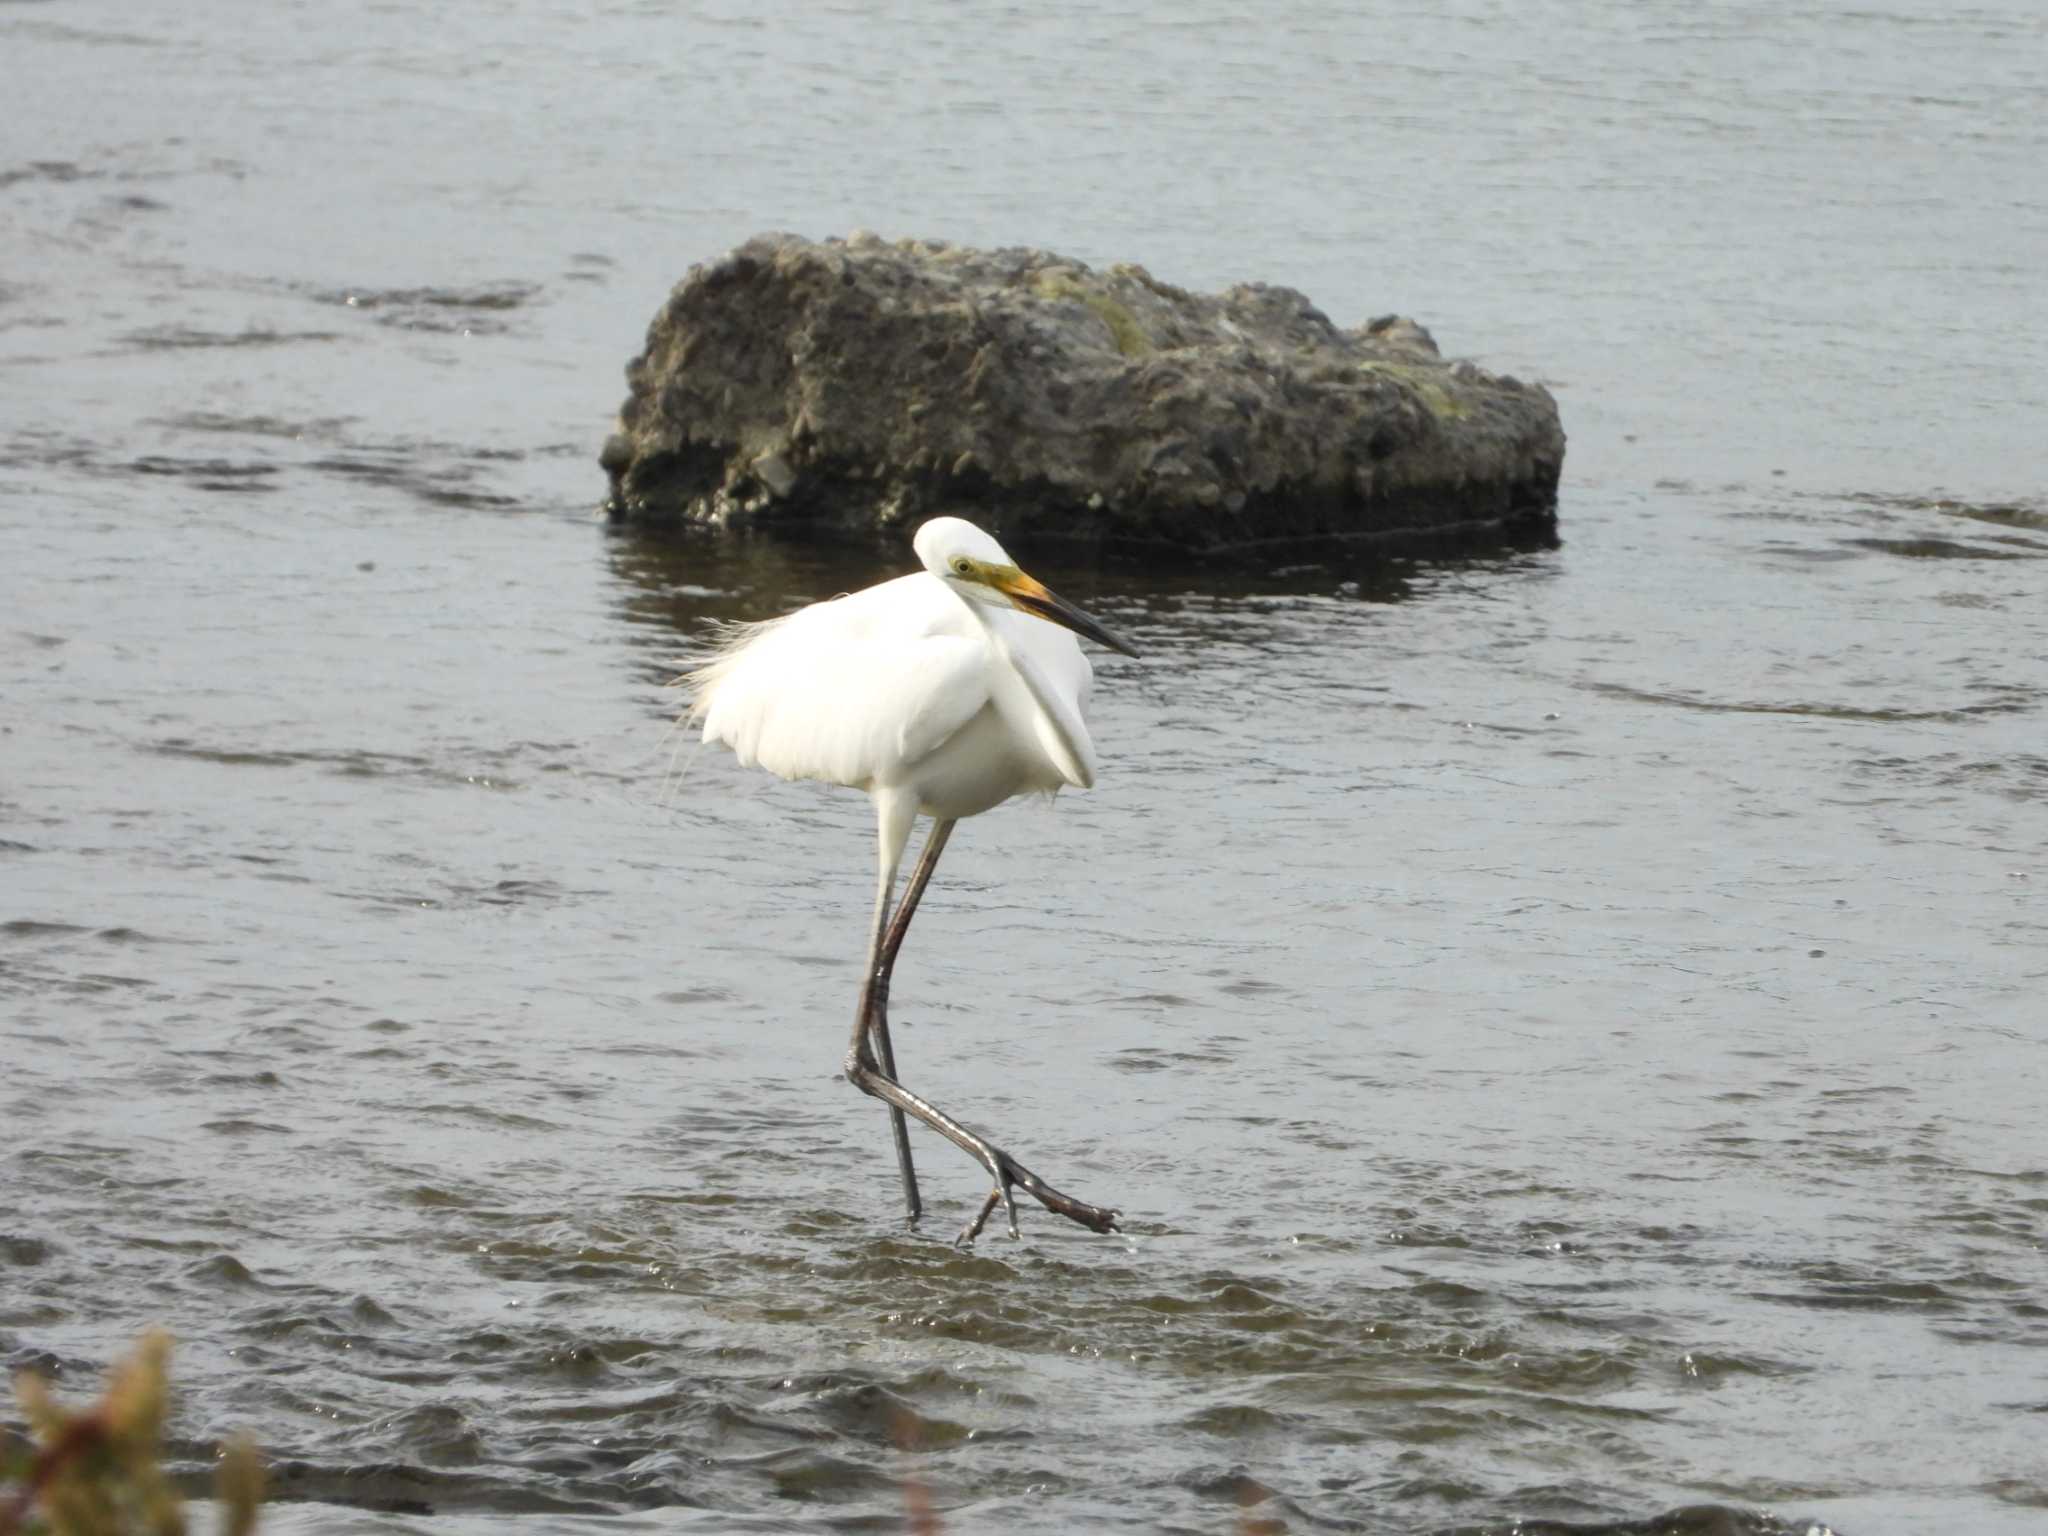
[
  {"left": 1030, "top": 271, "right": 1153, "bottom": 358},
  {"left": 1358, "top": 360, "right": 1472, "bottom": 421}
]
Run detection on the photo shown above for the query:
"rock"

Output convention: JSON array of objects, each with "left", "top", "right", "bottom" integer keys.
[
  {"left": 751, "top": 450, "right": 797, "bottom": 499},
  {"left": 599, "top": 233, "right": 1565, "bottom": 558}
]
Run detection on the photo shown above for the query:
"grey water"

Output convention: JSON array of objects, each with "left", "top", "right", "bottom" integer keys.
[{"left": 3, "top": 2, "right": 2045, "bottom": 1533}]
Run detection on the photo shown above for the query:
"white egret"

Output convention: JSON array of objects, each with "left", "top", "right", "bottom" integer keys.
[{"left": 686, "top": 516, "right": 1139, "bottom": 1242}]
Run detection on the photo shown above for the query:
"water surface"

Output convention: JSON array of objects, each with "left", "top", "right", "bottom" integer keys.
[{"left": 3, "top": 3, "right": 2045, "bottom": 1533}]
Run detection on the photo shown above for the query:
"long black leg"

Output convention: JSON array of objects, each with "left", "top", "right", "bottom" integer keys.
[
  {"left": 878, "top": 819, "right": 954, "bottom": 979},
  {"left": 872, "top": 1030, "right": 919, "bottom": 1224},
  {"left": 864, "top": 819, "right": 952, "bottom": 1223},
  {"left": 855, "top": 838, "right": 921, "bottom": 1223},
  {"left": 843, "top": 817, "right": 1119, "bottom": 1242}
]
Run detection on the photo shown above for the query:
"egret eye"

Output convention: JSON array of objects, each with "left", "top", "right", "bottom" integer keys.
[{"left": 951, "top": 557, "right": 973, "bottom": 576}]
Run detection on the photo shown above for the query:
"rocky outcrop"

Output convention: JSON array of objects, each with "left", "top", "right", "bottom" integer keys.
[{"left": 600, "top": 233, "right": 1564, "bottom": 558}]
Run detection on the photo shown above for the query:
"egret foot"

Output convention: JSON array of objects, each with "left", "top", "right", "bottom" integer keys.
[
  {"left": 956, "top": 1151, "right": 1120, "bottom": 1244},
  {"left": 843, "top": 1050, "right": 1121, "bottom": 1242},
  {"left": 960, "top": 1187, "right": 1016, "bottom": 1245}
]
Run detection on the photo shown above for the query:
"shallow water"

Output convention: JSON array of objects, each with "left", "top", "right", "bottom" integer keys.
[{"left": 4, "top": 3, "right": 2046, "bottom": 1534}]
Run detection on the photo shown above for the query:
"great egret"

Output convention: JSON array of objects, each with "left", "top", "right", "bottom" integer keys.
[{"left": 686, "top": 517, "right": 1139, "bottom": 1242}]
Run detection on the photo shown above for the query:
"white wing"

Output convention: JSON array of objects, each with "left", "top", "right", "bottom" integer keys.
[
  {"left": 990, "top": 604, "right": 1099, "bottom": 790},
  {"left": 687, "top": 573, "right": 992, "bottom": 790}
]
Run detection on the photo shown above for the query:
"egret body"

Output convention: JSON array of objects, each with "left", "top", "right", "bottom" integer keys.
[{"left": 686, "top": 517, "right": 1138, "bottom": 1240}]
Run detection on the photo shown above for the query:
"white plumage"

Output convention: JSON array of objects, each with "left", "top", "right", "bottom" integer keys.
[
  {"left": 682, "top": 516, "right": 1139, "bottom": 1242},
  {"left": 689, "top": 517, "right": 1105, "bottom": 833}
]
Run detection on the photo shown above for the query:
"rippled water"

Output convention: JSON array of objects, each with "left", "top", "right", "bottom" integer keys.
[{"left": 4, "top": 2, "right": 2046, "bottom": 1533}]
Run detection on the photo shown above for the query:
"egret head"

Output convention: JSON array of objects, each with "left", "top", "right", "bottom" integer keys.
[{"left": 913, "top": 517, "right": 1141, "bottom": 658}]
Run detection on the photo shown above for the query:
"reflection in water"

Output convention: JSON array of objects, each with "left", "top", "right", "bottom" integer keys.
[
  {"left": 605, "top": 519, "right": 1560, "bottom": 619},
  {"left": 602, "top": 521, "right": 1568, "bottom": 711}
]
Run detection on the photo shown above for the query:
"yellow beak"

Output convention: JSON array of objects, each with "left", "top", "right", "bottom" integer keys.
[{"left": 989, "top": 567, "right": 1142, "bottom": 658}]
